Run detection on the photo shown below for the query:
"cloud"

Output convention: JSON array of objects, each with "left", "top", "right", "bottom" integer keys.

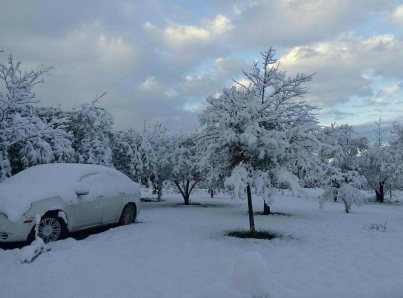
[
  {"left": 163, "top": 23, "right": 211, "bottom": 48},
  {"left": 370, "top": 97, "right": 390, "bottom": 106},
  {"left": 278, "top": 33, "right": 403, "bottom": 109},
  {"left": 144, "top": 21, "right": 214, "bottom": 63},
  {"left": 205, "top": 15, "right": 234, "bottom": 36},
  {"left": 60, "top": 23, "right": 139, "bottom": 72},
  {"left": 140, "top": 77, "right": 162, "bottom": 91},
  {"left": 378, "top": 84, "right": 400, "bottom": 96},
  {"left": 1, "top": 0, "right": 402, "bottom": 134},
  {"left": 389, "top": 5, "right": 403, "bottom": 27},
  {"left": 179, "top": 57, "right": 250, "bottom": 97},
  {"left": 320, "top": 108, "right": 356, "bottom": 118},
  {"left": 227, "top": 0, "right": 392, "bottom": 47},
  {"left": 142, "top": 19, "right": 231, "bottom": 77}
]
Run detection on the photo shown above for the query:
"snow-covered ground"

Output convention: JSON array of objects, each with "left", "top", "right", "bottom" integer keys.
[{"left": 1, "top": 189, "right": 403, "bottom": 298}]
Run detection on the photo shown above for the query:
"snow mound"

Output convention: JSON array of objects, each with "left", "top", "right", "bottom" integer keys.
[
  {"left": 19, "top": 237, "right": 49, "bottom": 263},
  {"left": 0, "top": 163, "right": 140, "bottom": 222},
  {"left": 232, "top": 251, "right": 270, "bottom": 297}
]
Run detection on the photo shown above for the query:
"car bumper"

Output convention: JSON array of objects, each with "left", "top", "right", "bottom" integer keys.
[{"left": 0, "top": 216, "right": 35, "bottom": 242}]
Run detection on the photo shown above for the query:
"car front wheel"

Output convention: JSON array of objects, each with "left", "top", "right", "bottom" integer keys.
[
  {"left": 119, "top": 204, "right": 136, "bottom": 225},
  {"left": 27, "top": 212, "right": 67, "bottom": 243}
]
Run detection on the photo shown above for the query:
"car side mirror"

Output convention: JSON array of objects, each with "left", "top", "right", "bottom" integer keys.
[{"left": 75, "top": 182, "right": 89, "bottom": 196}]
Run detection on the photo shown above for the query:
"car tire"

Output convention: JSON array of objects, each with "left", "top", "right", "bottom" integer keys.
[
  {"left": 119, "top": 204, "right": 136, "bottom": 226},
  {"left": 27, "top": 212, "right": 67, "bottom": 244}
]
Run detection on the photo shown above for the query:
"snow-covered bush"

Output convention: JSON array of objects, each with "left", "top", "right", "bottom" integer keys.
[{"left": 319, "top": 184, "right": 365, "bottom": 213}]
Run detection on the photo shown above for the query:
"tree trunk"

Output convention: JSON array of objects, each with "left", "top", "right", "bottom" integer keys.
[
  {"left": 184, "top": 194, "right": 190, "bottom": 205},
  {"left": 263, "top": 201, "right": 271, "bottom": 215},
  {"left": 375, "top": 182, "right": 385, "bottom": 203},
  {"left": 246, "top": 184, "right": 255, "bottom": 235},
  {"left": 210, "top": 189, "right": 214, "bottom": 198},
  {"left": 157, "top": 184, "right": 163, "bottom": 201},
  {"left": 184, "top": 179, "right": 190, "bottom": 205},
  {"left": 343, "top": 199, "right": 351, "bottom": 213},
  {"left": 174, "top": 179, "right": 199, "bottom": 205}
]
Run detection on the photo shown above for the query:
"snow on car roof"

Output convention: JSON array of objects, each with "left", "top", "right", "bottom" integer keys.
[{"left": 0, "top": 163, "right": 140, "bottom": 222}]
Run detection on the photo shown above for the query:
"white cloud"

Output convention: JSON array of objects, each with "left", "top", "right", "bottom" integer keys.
[
  {"left": 379, "top": 85, "right": 400, "bottom": 96},
  {"left": 142, "top": 20, "right": 223, "bottom": 67},
  {"left": 143, "top": 22, "right": 156, "bottom": 30},
  {"left": 163, "top": 23, "right": 211, "bottom": 50},
  {"left": 140, "top": 76, "right": 162, "bottom": 91},
  {"left": 372, "top": 97, "right": 389, "bottom": 106},
  {"left": 279, "top": 34, "right": 403, "bottom": 108},
  {"left": 179, "top": 57, "right": 250, "bottom": 97},
  {"left": 390, "top": 5, "right": 403, "bottom": 27},
  {"left": 205, "top": 15, "right": 234, "bottom": 36}
]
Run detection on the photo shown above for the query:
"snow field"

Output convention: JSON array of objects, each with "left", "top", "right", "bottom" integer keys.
[{"left": 1, "top": 190, "right": 403, "bottom": 298}]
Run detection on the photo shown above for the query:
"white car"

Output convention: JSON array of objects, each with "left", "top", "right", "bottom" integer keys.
[{"left": 0, "top": 163, "right": 141, "bottom": 243}]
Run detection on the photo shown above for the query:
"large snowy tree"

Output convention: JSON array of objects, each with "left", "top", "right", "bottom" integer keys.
[
  {"left": 198, "top": 48, "right": 322, "bottom": 234},
  {"left": 111, "top": 128, "right": 157, "bottom": 185},
  {"left": 6, "top": 106, "right": 75, "bottom": 175},
  {"left": 318, "top": 124, "right": 368, "bottom": 177},
  {"left": 0, "top": 55, "right": 72, "bottom": 180},
  {"left": 358, "top": 119, "right": 403, "bottom": 202},
  {"left": 66, "top": 94, "right": 114, "bottom": 166},
  {"left": 314, "top": 123, "right": 368, "bottom": 211},
  {"left": 169, "top": 134, "right": 202, "bottom": 205},
  {"left": 142, "top": 122, "right": 177, "bottom": 201}
]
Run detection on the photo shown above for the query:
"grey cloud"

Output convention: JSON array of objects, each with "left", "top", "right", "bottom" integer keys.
[
  {"left": 320, "top": 108, "right": 356, "bottom": 117},
  {"left": 179, "top": 58, "right": 250, "bottom": 98},
  {"left": 227, "top": 0, "right": 394, "bottom": 48}
]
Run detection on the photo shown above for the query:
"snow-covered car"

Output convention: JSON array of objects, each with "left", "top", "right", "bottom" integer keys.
[{"left": 0, "top": 163, "right": 141, "bottom": 243}]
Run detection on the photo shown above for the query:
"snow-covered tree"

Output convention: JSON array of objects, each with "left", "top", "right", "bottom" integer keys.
[
  {"left": 319, "top": 124, "right": 368, "bottom": 176},
  {"left": 0, "top": 55, "right": 72, "bottom": 180},
  {"left": 169, "top": 134, "right": 201, "bottom": 205},
  {"left": 66, "top": 94, "right": 113, "bottom": 166},
  {"left": 197, "top": 139, "right": 229, "bottom": 198},
  {"left": 142, "top": 122, "right": 176, "bottom": 201},
  {"left": 198, "top": 48, "right": 321, "bottom": 234},
  {"left": 384, "top": 121, "right": 403, "bottom": 193},
  {"left": 315, "top": 123, "right": 368, "bottom": 208},
  {"left": 319, "top": 184, "right": 365, "bottom": 213},
  {"left": 357, "top": 118, "right": 402, "bottom": 203},
  {"left": 111, "top": 128, "right": 157, "bottom": 185}
]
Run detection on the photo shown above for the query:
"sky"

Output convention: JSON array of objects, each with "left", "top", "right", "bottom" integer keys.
[{"left": 1, "top": 0, "right": 403, "bottom": 134}]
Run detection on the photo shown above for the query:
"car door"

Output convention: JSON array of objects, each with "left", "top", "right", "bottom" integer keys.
[
  {"left": 69, "top": 173, "right": 105, "bottom": 230},
  {"left": 102, "top": 194, "right": 125, "bottom": 224},
  {"left": 71, "top": 194, "right": 104, "bottom": 230}
]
